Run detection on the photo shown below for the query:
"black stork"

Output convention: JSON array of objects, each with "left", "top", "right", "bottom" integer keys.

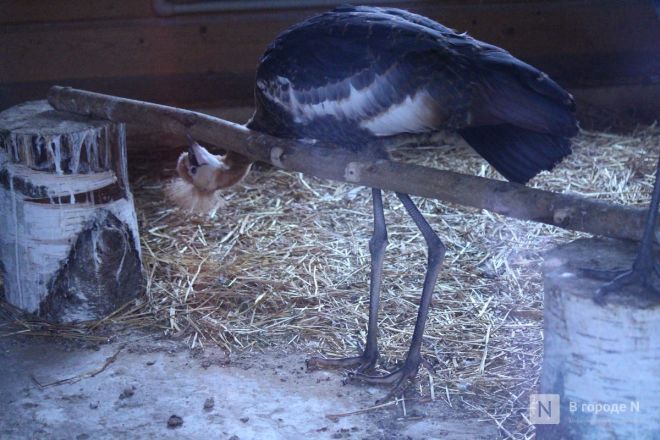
[{"left": 174, "top": 5, "right": 579, "bottom": 401}]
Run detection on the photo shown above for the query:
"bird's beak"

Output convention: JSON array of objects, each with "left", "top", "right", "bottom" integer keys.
[
  {"left": 188, "top": 140, "right": 223, "bottom": 168},
  {"left": 188, "top": 144, "right": 201, "bottom": 167}
]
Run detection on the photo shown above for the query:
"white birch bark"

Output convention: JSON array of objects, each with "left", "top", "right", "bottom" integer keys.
[
  {"left": 541, "top": 238, "right": 660, "bottom": 439},
  {"left": 0, "top": 101, "right": 142, "bottom": 322}
]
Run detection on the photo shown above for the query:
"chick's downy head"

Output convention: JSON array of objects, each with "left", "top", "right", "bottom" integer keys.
[{"left": 166, "top": 138, "right": 252, "bottom": 216}]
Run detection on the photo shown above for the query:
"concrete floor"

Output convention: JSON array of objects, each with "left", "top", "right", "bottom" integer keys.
[{"left": 0, "top": 329, "right": 498, "bottom": 440}]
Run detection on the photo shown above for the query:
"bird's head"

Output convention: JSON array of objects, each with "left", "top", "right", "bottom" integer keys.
[
  {"left": 177, "top": 141, "right": 244, "bottom": 192},
  {"left": 165, "top": 137, "right": 252, "bottom": 215}
]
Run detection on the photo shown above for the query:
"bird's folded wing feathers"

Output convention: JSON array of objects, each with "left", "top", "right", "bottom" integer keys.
[{"left": 256, "top": 6, "right": 577, "bottom": 139}]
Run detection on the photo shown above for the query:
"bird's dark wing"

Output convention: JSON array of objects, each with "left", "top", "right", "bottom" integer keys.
[
  {"left": 461, "top": 46, "right": 578, "bottom": 137},
  {"left": 251, "top": 7, "right": 473, "bottom": 141},
  {"left": 250, "top": 6, "right": 577, "bottom": 181},
  {"left": 362, "top": 5, "right": 577, "bottom": 137}
]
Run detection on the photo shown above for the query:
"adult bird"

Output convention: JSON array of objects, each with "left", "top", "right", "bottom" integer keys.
[{"left": 173, "top": 5, "right": 578, "bottom": 401}]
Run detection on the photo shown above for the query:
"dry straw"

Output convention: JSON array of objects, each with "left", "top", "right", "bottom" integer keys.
[{"left": 2, "top": 123, "right": 658, "bottom": 439}]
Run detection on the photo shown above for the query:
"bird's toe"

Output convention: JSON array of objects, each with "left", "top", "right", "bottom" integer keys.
[{"left": 306, "top": 350, "right": 379, "bottom": 373}]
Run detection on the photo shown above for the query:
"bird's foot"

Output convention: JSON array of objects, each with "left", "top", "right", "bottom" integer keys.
[
  {"left": 345, "top": 354, "right": 434, "bottom": 405},
  {"left": 595, "top": 266, "right": 660, "bottom": 304},
  {"left": 306, "top": 348, "right": 379, "bottom": 374},
  {"left": 580, "top": 264, "right": 660, "bottom": 304}
]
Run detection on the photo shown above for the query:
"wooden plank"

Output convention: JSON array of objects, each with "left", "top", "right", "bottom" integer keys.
[
  {"left": 438, "top": 0, "right": 659, "bottom": 57},
  {"left": 0, "top": 0, "right": 154, "bottom": 24},
  {"left": 0, "top": 0, "right": 570, "bottom": 24},
  {"left": 1, "top": 1, "right": 658, "bottom": 115},
  {"left": 2, "top": 1, "right": 657, "bottom": 83},
  {"left": 573, "top": 84, "right": 660, "bottom": 129},
  {"left": 1, "top": 14, "right": 285, "bottom": 82},
  {"left": 1, "top": 72, "right": 254, "bottom": 111}
]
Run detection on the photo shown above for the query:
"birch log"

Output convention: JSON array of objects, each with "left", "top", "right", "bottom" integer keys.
[
  {"left": 0, "top": 101, "right": 142, "bottom": 323},
  {"left": 539, "top": 238, "right": 660, "bottom": 439}
]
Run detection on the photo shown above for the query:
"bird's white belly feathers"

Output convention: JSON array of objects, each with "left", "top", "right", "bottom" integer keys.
[
  {"left": 258, "top": 75, "right": 438, "bottom": 137},
  {"left": 359, "top": 91, "right": 437, "bottom": 136}
]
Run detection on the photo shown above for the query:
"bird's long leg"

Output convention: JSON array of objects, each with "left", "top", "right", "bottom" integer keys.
[
  {"left": 590, "top": 154, "right": 660, "bottom": 301},
  {"left": 307, "top": 188, "right": 387, "bottom": 373},
  {"left": 349, "top": 193, "right": 445, "bottom": 403}
]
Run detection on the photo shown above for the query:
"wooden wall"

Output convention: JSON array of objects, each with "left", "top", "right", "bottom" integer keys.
[{"left": 1, "top": 0, "right": 659, "bottom": 127}]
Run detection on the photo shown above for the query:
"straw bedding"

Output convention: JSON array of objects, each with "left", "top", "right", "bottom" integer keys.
[{"left": 2, "top": 122, "right": 658, "bottom": 438}]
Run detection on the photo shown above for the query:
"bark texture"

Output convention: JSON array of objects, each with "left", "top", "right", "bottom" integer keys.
[
  {"left": 0, "top": 100, "right": 142, "bottom": 322},
  {"left": 540, "top": 238, "right": 660, "bottom": 439},
  {"left": 48, "top": 86, "right": 657, "bottom": 243}
]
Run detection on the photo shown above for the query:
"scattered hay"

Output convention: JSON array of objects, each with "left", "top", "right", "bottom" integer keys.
[
  {"left": 128, "top": 124, "right": 659, "bottom": 438},
  {"left": 2, "top": 122, "right": 658, "bottom": 439}
]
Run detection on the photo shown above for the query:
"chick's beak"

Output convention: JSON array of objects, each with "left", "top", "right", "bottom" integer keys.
[
  {"left": 188, "top": 145, "right": 201, "bottom": 167},
  {"left": 189, "top": 140, "right": 223, "bottom": 168}
]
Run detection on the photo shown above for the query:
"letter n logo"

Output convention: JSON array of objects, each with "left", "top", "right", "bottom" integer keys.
[{"left": 529, "top": 394, "right": 560, "bottom": 424}]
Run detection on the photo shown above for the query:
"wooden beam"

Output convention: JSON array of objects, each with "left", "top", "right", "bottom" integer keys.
[
  {"left": 0, "top": 0, "right": 153, "bottom": 24},
  {"left": 3, "top": 1, "right": 658, "bottom": 129},
  {"left": 1, "top": 72, "right": 254, "bottom": 112},
  {"left": 47, "top": 86, "right": 656, "bottom": 244}
]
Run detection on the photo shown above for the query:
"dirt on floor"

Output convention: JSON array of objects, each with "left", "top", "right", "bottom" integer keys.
[{"left": 0, "top": 328, "right": 498, "bottom": 440}]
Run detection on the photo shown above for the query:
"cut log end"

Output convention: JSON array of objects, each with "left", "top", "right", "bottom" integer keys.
[
  {"left": 540, "top": 238, "right": 660, "bottom": 439},
  {"left": 545, "top": 237, "right": 660, "bottom": 307}
]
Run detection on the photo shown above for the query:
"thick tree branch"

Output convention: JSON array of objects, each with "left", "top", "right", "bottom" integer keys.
[{"left": 47, "top": 86, "right": 654, "bottom": 243}]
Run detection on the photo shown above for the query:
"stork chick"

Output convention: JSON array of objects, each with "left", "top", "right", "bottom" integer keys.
[{"left": 165, "top": 138, "right": 252, "bottom": 215}]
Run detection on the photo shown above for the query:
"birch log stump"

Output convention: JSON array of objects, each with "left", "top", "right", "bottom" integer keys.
[
  {"left": 0, "top": 101, "right": 142, "bottom": 323},
  {"left": 539, "top": 238, "right": 660, "bottom": 439}
]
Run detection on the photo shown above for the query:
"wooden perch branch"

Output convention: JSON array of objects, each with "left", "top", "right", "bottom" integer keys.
[{"left": 47, "top": 85, "right": 655, "bottom": 243}]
